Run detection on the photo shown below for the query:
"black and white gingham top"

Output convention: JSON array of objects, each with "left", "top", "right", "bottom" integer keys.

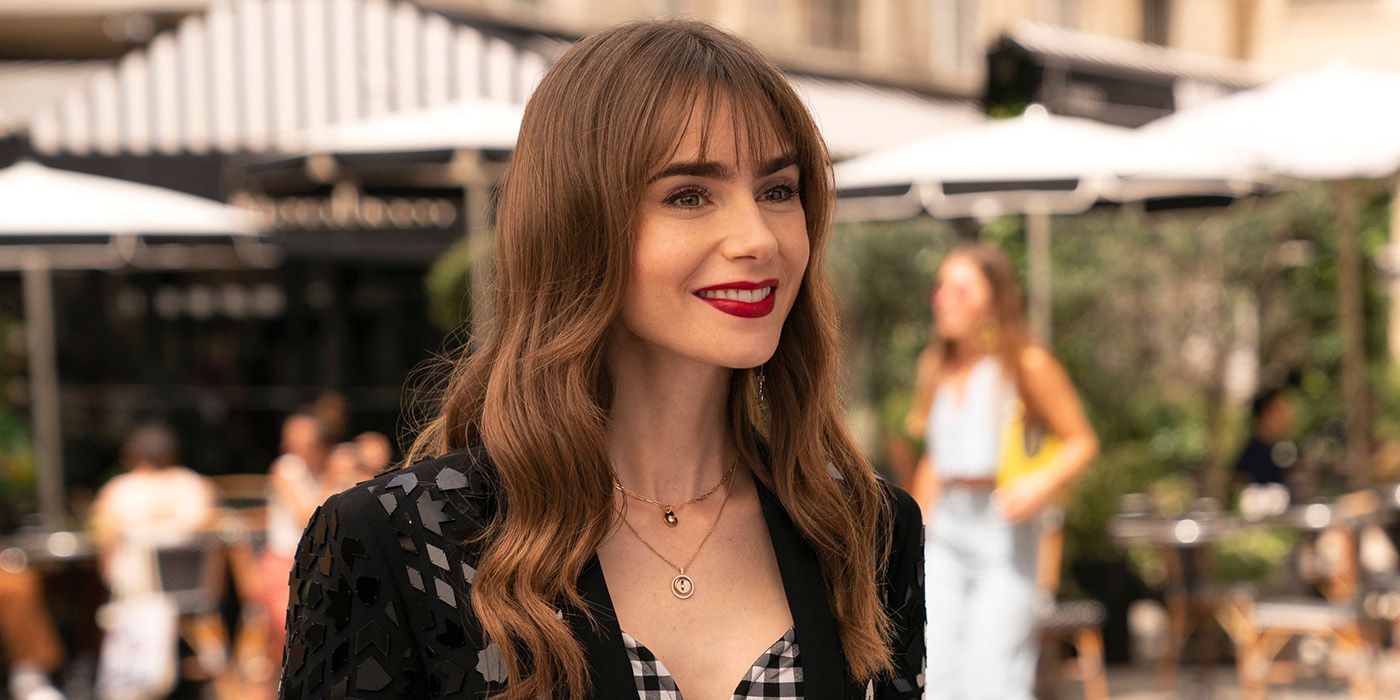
[{"left": 622, "top": 627, "right": 803, "bottom": 699}]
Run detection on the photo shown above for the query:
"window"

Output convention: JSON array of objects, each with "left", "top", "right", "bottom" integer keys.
[
  {"left": 1054, "top": 0, "right": 1079, "bottom": 27},
  {"left": 810, "top": 0, "right": 860, "bottom": 52},
  {"left": 929, "top": 0, "right": 977, "bottom": 77},
  {"left": 1142, "top": 0, "right": 1171, "bottom": 45}
]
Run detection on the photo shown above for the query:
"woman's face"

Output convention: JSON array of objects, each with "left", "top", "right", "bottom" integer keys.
[
  {"left": 933, "top": 255, "right": 993, "bottom": 341},
  {"left": 616, "top": 98, "right": 809, "bottom": 369}
]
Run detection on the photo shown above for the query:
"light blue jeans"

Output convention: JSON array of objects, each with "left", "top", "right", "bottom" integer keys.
[{"left": 925, "top": 488, "right": 1042, "bottom": 700}]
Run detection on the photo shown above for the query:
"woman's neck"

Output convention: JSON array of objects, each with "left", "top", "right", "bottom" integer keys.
[
  {"left": 605, "top": 334, "right": 734, "bottom": 505},
  {"left": 944, "top": 340, "right": 988, "bottom": 370}
]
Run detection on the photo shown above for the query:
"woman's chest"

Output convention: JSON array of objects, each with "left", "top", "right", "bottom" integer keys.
[{"left": 598, "top": 506, "right": 794, "bottom": 699}]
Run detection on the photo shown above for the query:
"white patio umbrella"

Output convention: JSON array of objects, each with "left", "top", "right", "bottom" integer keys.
[
  {"left": 1143, "top": 63, "right": 1400, "bottom": 182},
  {"left": 0, "top": 160, "right": 264, "bottom": 528},
  {"left": 296, "top": 97, "right": 526, "bottom": 336},
  {"left": 1143, "top": 62, "right": 1400, "bottom": 487},
  {"left": 835, "top": 106, "right": 1133, "bottom": 222},
  {"left": 298, "top": 97, "right": 524, "bottom": 154},
  {"left": 834, "top": 105, "right": 1260, "bottom": 340}
]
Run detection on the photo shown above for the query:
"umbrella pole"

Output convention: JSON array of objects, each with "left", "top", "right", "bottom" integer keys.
[
  {"left": 21, "top": 252, "right": 64, "bottom": 529},
  {"left": 1027, "top": 211, "right": 1053, "bottom": 344},
  {"left": 1389, "top": 176, "right": 1400, "bottom": 363},
  {"left": 1334, "top": 180, "right": 1372, "bottom": 488},
  {"left": 456, "top": 149, "right": 495, "bottom": 345}
]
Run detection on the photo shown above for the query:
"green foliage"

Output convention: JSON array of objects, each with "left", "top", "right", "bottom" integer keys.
[
  {"left": 0, "top": 311, "right": 36, "bottom": 510},
  {"left": 425, "top": 236, "right": 479, "bottom": 332},
  {"left": 827, "top": 217, "right": 955, "bottom": 456},
  {"left": 829, "top": 183, "right": 1397, "bottom": 593},
  {"left": 1211, "top": 528, "right": 1300, "bottom": 586}
]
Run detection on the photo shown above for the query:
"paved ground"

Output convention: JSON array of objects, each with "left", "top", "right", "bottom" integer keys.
[{"left": 1044, "top": 658, "right": 1400, "bottom": 699}]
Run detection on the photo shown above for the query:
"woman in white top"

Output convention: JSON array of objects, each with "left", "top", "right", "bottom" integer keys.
[
  {"left": 906, "top": 243, "right": 1098, "bottom": 700},
  {"left": 89, "top": 424, "right": 218, "bottom": 599}
]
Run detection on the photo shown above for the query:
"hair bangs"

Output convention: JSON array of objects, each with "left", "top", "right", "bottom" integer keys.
[{"left": 638, "top": 65, "right": 809, "bottom": 195}]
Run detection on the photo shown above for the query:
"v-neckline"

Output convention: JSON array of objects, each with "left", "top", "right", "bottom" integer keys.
[
  {"left": 939, "top": 354, "right": 994, "bottom": 407},
  {"left": 620, "top": 626, "right": 797, "bottom": 698},
  {"left": 567, "top": 476, "right": 854, "bottom": 699}
]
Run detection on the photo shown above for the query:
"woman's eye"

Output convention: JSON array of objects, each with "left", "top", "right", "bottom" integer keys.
[
  {"left": 665, "top": 188, "right": 708, "bottom": 208},
  {"left": 761, "top": 184, "right": 798, "bottom": 202}
]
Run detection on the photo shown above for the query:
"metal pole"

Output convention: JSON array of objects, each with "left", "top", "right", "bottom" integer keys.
[
  {"left": 1388, "top": 177, "right": 1400, "bottom": 362},
  {"left": 455, "top": 149, "right": 495, "bottom": 344},
  {"left": 1027, "top": 210, "right": 1053, "bottom": 344},
  {"left": 1334, "top": 181, "right": 1371, "bottom": 488},
  {"left": 21, "top": 251, "right": 64, "bottom": 529}
]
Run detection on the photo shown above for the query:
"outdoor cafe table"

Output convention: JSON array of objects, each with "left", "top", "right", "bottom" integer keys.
[
  {"left": 0, "top": 527, "right": 97, "bottom": 569},
  {"left": 1109, "top": 507, "right": 1240, "bottom": 688},
  {"left": 1108, "top": 492, "right": 1399, "bottom": 689}
]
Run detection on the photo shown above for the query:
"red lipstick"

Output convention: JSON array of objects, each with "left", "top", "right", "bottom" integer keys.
[{"left": 693, "top": 279, "right": 779, "bottom": 318}]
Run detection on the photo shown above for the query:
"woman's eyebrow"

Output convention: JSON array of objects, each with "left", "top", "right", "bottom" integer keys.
[
  {"left": 758, "top": 154, "right": 798, "bottom": 176},
  {"left": 647, "top": 154, "right": 798, "bottom": 184},
  {"left": 648, "top": 160, "right": 731, "bottom": 184}
]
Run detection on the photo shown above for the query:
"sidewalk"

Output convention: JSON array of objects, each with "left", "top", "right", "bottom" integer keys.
[{"left": 1048, "top": 658, "right": 1400, "bottom": 699}]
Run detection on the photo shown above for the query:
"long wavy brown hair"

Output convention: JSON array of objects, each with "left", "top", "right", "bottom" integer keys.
[
  {"left": 406, "top": 19, "right": 893, "bottom": 698},
  {"left": 907, "top": 242, "right": 1036, "bottom": 437}
]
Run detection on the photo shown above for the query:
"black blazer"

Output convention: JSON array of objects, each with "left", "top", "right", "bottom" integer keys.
[{"left": 278, "top": 446, "right": 925, "bottom": 699}]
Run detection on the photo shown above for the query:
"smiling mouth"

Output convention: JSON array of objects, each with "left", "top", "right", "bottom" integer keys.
[
  {"left": 696, "top": 287, "right": 774, "bottom": 303},
  {"left": 693, "top": 281, "right": 779, "bottom": 318}
]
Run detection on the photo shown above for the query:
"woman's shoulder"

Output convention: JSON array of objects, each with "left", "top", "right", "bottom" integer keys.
[
  {"left": 321, "top": 444, "right": 501, "bottom": 543},
  {"left": 1015, "top": 342, "right": 1060, "bottom": 375},
  {"left": 875, "top": 478, "right": 922, "bottom": 545},
  {"left": 283, "top": 445, "right": 505, "bottom": 697}
]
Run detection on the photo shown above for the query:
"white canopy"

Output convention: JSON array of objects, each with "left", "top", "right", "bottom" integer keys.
[
  {"left": 834, "top": 105, "right": 1257, "bottom": 221},
  {"left": 0, "top": 160, "right": 263, "bottom": 530},
  {"left": 0, "top": 160, "right": 261, "bottom": 236},
  {"left": 790, "top": 75, "right": 983, "bottom": 160},
  {"left": 299, "top": 97, "right": 524, "bottom": 154},
  {"left": 1142, "top": 62, "right": 1400, "bottom": 182}
]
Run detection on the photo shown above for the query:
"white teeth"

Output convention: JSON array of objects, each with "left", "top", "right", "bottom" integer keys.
[{"left": 698, "top": 286, "right": 774, "bottom": 303}]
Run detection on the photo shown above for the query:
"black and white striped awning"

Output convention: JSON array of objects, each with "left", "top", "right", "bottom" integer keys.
[
  {"left": 25, "top": 0, "right": 980, "bottom": 159},
  {"left": 28, "top": 0, "right": 555, "bottom": 156}
]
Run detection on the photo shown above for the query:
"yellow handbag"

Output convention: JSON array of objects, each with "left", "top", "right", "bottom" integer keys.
[{"left": 997, "top": 398, "right": 1062, "bottom": 489}]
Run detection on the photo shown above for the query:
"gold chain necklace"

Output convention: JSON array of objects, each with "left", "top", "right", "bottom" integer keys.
[
  {"left": 617, "top": 476, "right": 733, "bottom": 599},
  {"left": 612, "top": 457, "right": 737, "bottom": 527}
]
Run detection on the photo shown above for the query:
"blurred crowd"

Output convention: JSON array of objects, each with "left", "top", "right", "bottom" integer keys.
[{"left": 0, "top": 393, "right": 393, "bottom": 699}]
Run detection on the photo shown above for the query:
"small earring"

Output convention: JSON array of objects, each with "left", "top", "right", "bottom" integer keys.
[{"left": 756, "top": 367, "right": 767, "bottom": 406}]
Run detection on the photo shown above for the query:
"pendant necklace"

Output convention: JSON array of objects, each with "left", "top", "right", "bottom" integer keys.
[
  {"left": 613, "top": 457, "right": 736, "bottom": 527},
  {"left": 617, "top": 475, "right": 732, "bottom": 599}
]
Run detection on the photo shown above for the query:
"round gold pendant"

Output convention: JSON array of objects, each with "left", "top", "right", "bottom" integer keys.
[
  {"left": 663, "top": 509, "right": 678, "bottom": 527},
  {"left": 671, "top": 574, "right": 694, "bottom": 599}
]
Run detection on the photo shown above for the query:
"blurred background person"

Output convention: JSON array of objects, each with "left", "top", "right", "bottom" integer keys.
[
  {"left": 906, "top": 242, "right": 1098, "bottom": 700},
  {"left": 88, "top": 424, "right": 218, "bottom": 599},
  {"left": 1233, "top": 385, "right": 1298, "bottom": 497},
  {"left": 312, "top": 392, "right": 352, "bottom": 445},
  {"left": 0, "top": 564, "right": 65, "bottom": 700},
  {"left": 0, "top": 495, "right": 65, "bottom": 700},
  {"left": 323, "top": 442, "right": 373, "bottom": 490},
  {"left": 353, "top": 431, "right": 394, "bottom": 477},
  {"left": 87, "top": 424, "right": 219, "bottom": 700},
  {"left": 256, "top": 409, "right": 343, "bottom": 671}
]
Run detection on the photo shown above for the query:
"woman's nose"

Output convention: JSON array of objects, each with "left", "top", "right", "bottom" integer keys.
[{"left": 720, "top": 198, "right": 779, "bottom": 262}]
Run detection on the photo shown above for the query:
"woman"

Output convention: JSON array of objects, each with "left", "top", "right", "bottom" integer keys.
[
  {"left": 90, "top": 423, "right": 219, "bottom": 598},
  {"left": 279, "top": 19, "right": 924, "bottom": 700},
  {"left": 906, "top": 243, "right": 1098, "bottom": 700},
  {"left": 261, "top": 410, "right": 340, "bottom": 668}
]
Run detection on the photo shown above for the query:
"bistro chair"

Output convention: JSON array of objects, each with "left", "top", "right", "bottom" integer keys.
[
  {"left": 1231, "top": 491, "right": 1383, "bottom": 699},
  {"left": 148, "top": 533, "right": 232, "bottom": 682},
  {"left": 1035, "top": 509, "right": 1111, "bottom": 700}
]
